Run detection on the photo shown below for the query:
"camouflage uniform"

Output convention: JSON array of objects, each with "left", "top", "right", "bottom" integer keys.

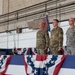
[
  {"left": 66, "top": 26, "right": 75, "bottom": 55},
  {"left": 49, "top": 27, "right": 63, "bottom": 55},
  {"left": 36, "top": 29, "right": 49, "bottom": 54}
]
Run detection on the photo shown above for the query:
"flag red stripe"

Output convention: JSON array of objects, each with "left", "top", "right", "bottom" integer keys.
[
  {"left": 36, "top": 55, "right": 48, "bottom": 61},
  {"left": 23, "top": 55, "right": 29, "bottom": 75},
  {"left": 0, "top": 55, "right": 12, "bottom": 75},
  {"left": 53, "top": 55, "right": 66, "bottom": 75}
]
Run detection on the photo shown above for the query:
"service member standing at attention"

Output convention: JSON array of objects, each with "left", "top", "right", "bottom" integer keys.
[
  {"left": 36, "top": 22, "right": 49, "bottom": 54},
  {"left": 66, "top": 18, "right": 75, "bottom": 55},
  {"left": 49, "top": 19, "right": 63, "bottom": 55}
]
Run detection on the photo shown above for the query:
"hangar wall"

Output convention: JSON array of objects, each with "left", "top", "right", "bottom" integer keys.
[
  {"left": 2, "top": 0, "right": 47, "bottom": 14},
  {"left": 1, "top": 0, "right": 75, "bottom": 31},
  {"left": 0, "top": 0, "right": 2, "bottom": 15},
  {"left": 0, "top": 0, "right": 75, "bottom": 48}
]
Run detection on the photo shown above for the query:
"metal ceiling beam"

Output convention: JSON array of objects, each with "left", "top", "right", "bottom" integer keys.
[
  {"left": 0, "top": 0, "right": 66, "bottom": 18},
  {"left": 0, "top": 1, "right": 75, "bottom": 24}
]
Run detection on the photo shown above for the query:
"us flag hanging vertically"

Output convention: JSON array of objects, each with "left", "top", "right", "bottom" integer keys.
[{"left": 44, "top": 15, "right": 50, "bottom": 32}]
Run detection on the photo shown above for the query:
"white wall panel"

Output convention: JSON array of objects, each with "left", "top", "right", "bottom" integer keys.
[{"left": 0, "top": 21, "right": 69, "bottom": 48}]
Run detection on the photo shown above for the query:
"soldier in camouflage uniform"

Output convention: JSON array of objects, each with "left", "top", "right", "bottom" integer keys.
[
  {"left": 36, "top": 22, "right": 49, "bottom": 54},
  {"left": 49, "top": 19, "right": 63, "bottom": 55},
  {"left": 66, "top": 18, "right": 75, "bottom": 55}
]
